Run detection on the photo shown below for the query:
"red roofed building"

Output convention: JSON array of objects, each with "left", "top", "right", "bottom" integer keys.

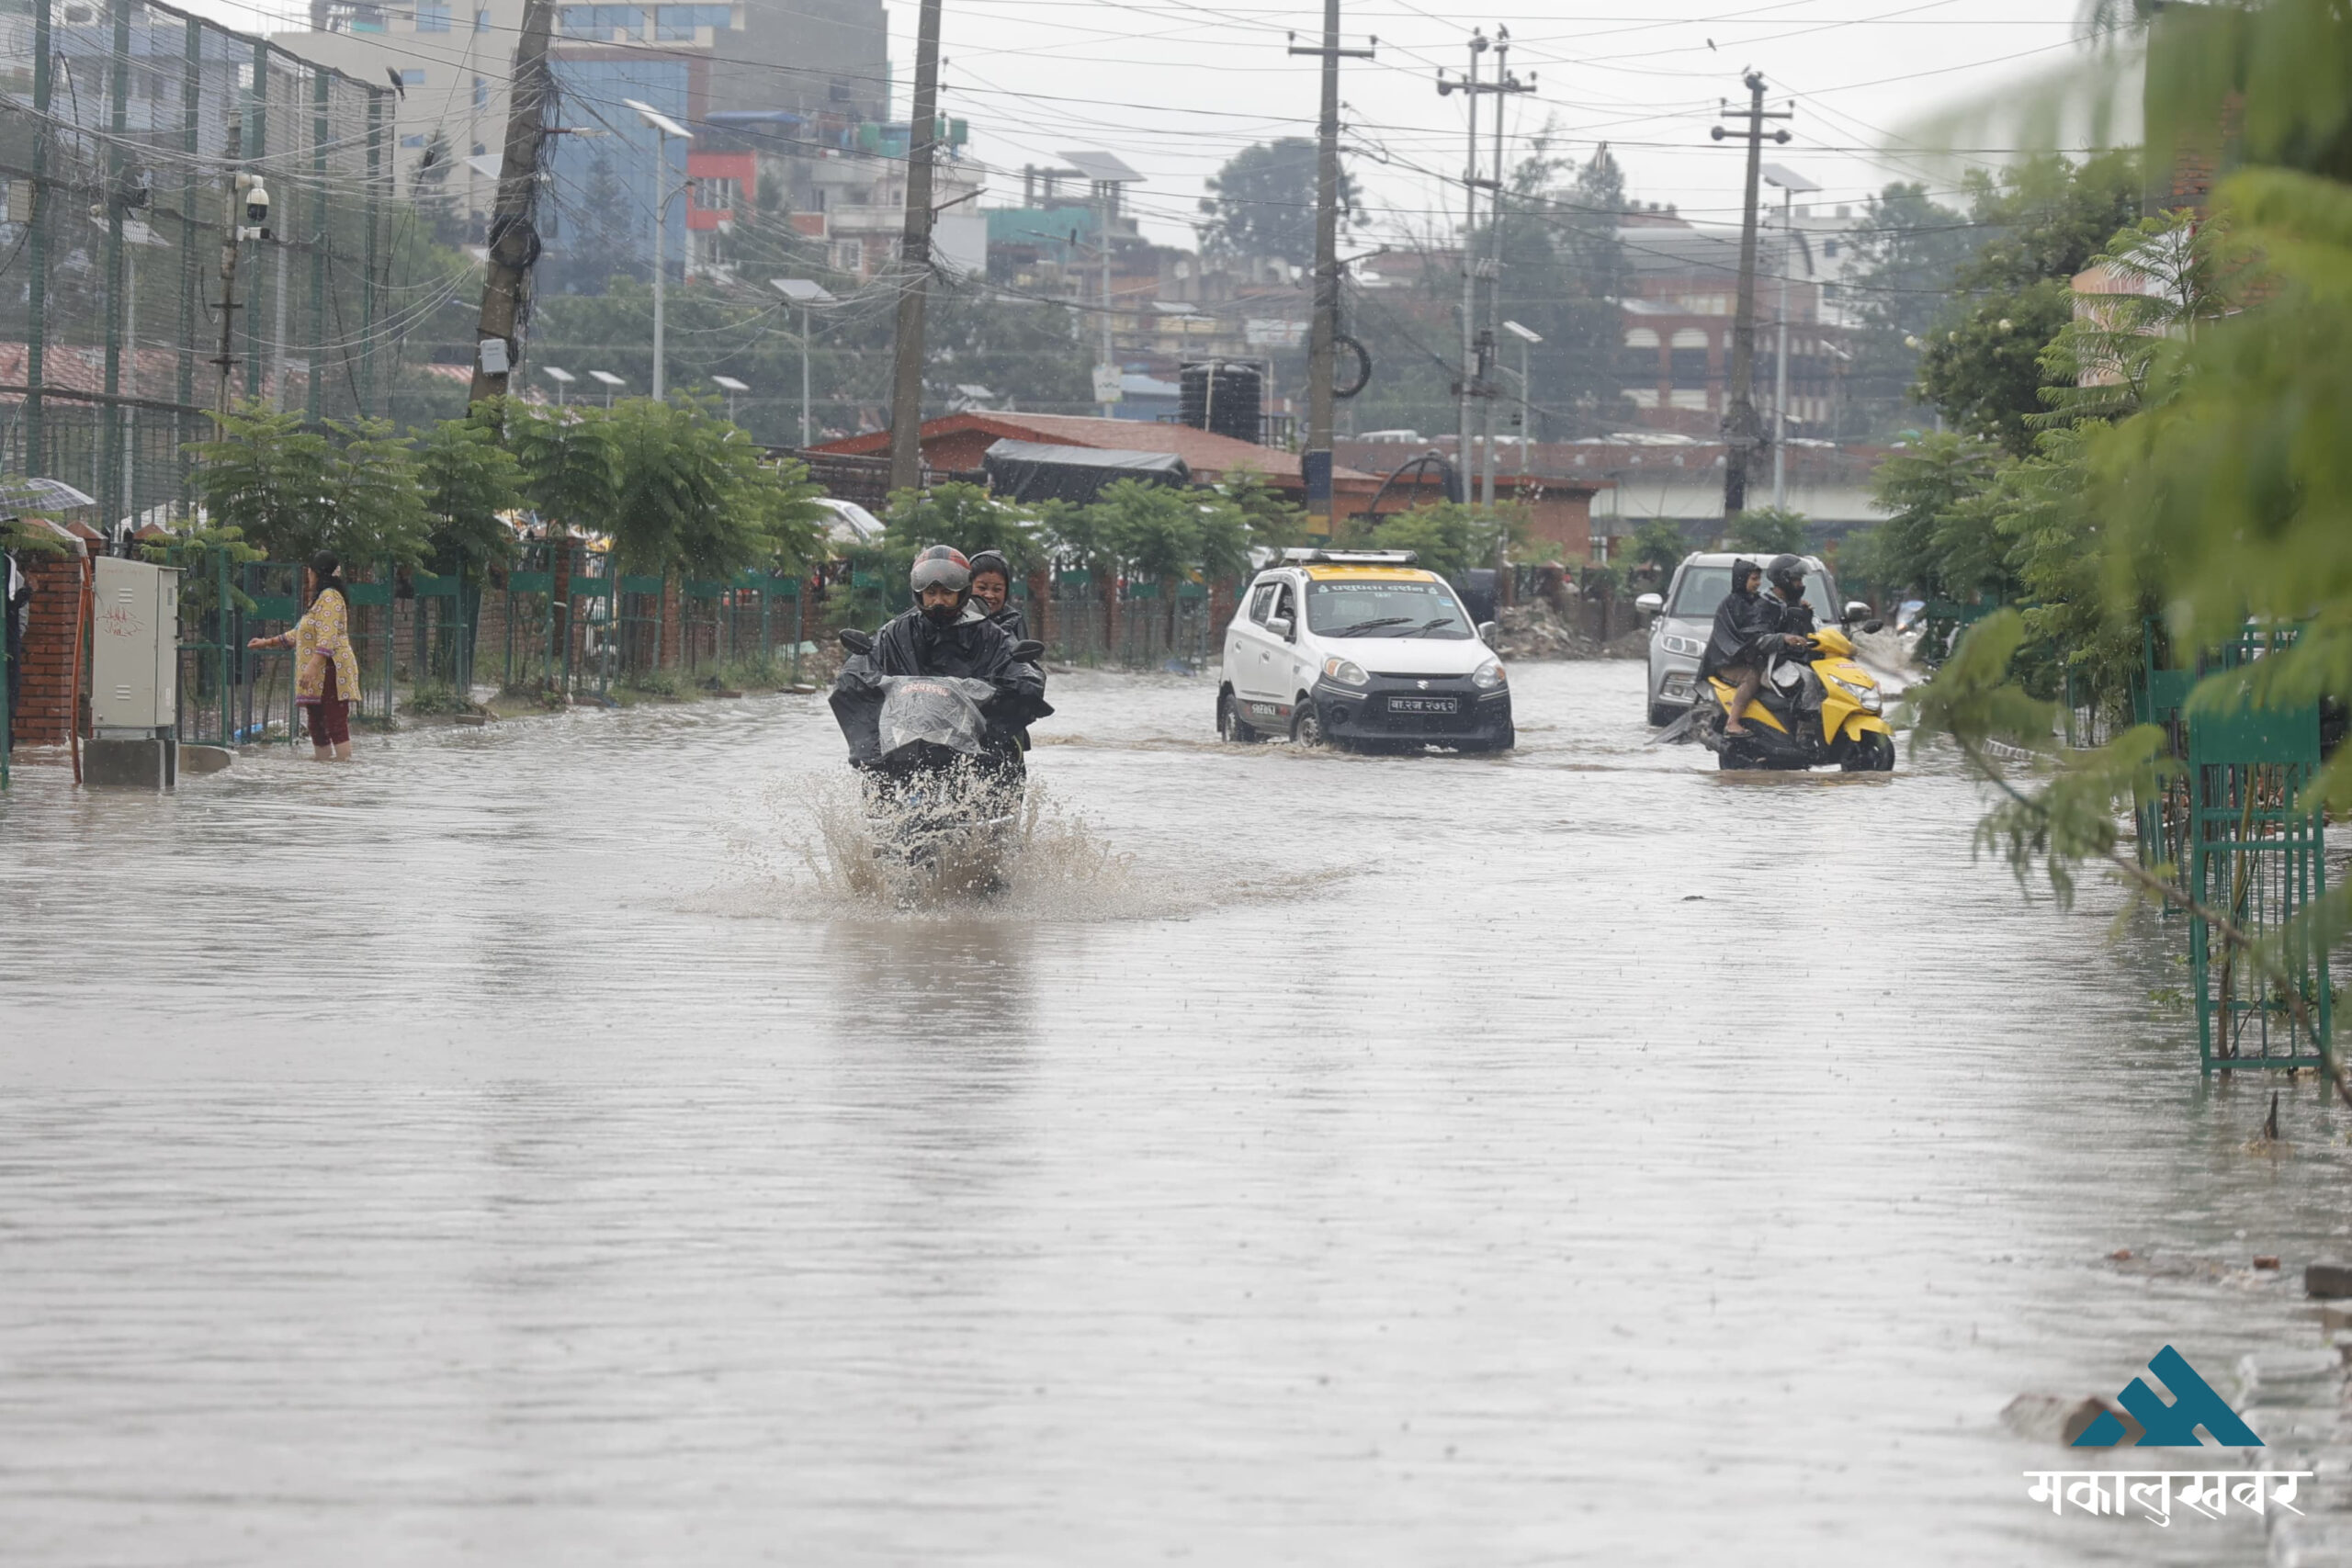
[{"left": 808, "top": 412, "right": 1360, "bottom": 494}]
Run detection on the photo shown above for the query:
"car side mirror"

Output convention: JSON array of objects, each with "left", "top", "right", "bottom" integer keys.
[
  {"left": 1477, "top": 620, "right": 1498, "bottom": 644},
  {"left": 1634, "top": 592, "right": 1664, "bottom": 615},
  {"left": 838, "top": 627, "right": 874, "bottom": 654},
  {"left": 1267, "top": 614, "right": 1294, "bottom": 641},
  {"left": 1008, "top": 638, "right": 1045, "bottom": 663},
  {"left": 1861, "top": 618, "right": 1883, "bottom": 635},
  {"left": 1843, "top": 600, "right": 1871, "bottom": 621}
]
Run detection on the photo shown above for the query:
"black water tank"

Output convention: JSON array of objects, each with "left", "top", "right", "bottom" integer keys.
[{"left": 1180, "top": 360, "right": 1263, "bottom": 445}]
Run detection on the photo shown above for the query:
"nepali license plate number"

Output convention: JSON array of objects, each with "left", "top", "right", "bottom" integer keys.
[{"left": 1389, "top": 695, "right": 1458, "bottom": 715}]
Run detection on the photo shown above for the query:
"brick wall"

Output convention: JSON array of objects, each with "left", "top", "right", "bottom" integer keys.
[{"left": 9, "top": 536, "right": 88, "bottom": 748}]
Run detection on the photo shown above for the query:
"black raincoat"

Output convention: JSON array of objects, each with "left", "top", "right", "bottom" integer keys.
[
  {"left": 1698, "top": 559, "right": 1781, "bottom": 679},
  {"left": 835, "top": 604, "right": 1053, "bottom": 768}
]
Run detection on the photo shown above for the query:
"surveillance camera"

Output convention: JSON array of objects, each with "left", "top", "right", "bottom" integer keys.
[{"left": 244, "top": 179, "right": 270, "bottom": 227}]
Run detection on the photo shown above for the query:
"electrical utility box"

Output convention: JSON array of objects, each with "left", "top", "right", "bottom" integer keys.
[{"left": 90, "top": 556, "right": 181, "bottom": 736}]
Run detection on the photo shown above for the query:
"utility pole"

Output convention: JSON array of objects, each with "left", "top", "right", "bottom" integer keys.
[
  {"left": 469, "top": 0, "right": 558, "bottom": 405},
  {"left": 1289, "top": 1, "right": 1373, "bottom": 538},
  {"left": 1437, "top": 31, "right": 1487, "bottom": 494},
  {"left": 1773, "top": 183, "right": 1792, "bottom": 509},
  {"left": 887, "top": 0, "right": 945, "bottom": 492},
  {"left": 1711, "top": 71, "right": 1790, "bottom": 525},
  {"left": 1476, "top": 27, "right": 1531, "bottom": 509},
  {"left": 211, "top": 109, "right": 243, "bottom": 420},
  {"left": 1097, "top": 180, "right": 1114, "bottom": 417}
]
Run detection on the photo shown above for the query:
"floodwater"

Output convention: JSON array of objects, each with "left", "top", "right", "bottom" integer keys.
[{"left": 3, "top": 660, "right": 2346, "bottom": 1565}]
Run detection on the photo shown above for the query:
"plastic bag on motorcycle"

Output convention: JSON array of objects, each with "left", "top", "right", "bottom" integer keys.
[{"left": 876, "top": 676, "right": 998, "bottom": 768}]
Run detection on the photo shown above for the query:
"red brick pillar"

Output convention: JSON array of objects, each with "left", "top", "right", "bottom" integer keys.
[
  {"left": 11, "top": 538, "right": 89, "bottom": 748},
  {"left": 1209, "top": 576, "right": 1237, "bottom": 636}
]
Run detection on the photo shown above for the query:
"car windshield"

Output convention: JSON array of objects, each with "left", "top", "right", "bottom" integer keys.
[
  {"left": 1668, "top": 564, "right": 1835, "bottom": 624},
  {"left": 1305, "top": 579, "right": 1473, "bottom": 638}
]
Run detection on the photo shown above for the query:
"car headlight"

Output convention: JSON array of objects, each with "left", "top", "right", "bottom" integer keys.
[
  {"left": 1322, "top": 656, "right": 1370, "bottom": 687},
  {"left": 1659, "top": 634, "right": 1704, "bottom": 656},
  {"left": 1472, "top": 659, "right": 1506, "bottom": 690}
]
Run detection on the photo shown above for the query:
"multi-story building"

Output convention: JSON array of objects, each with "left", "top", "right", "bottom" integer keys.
[
  {"left": 1613, "top": 220, "right": 1857, "bottom": 441},
  {"left": 275, "top": 0, "right": 889, "bottom": 281},
  {"left": 683, "top": 112, "right": 983, "bottom": 283}
]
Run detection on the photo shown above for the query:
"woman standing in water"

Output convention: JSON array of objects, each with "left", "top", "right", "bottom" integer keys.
[{"left": 248, "top": 550, "right": 361, "bottom": 761}]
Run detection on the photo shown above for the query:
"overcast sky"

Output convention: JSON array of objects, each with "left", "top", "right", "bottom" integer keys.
[
  {"left": 922, "top": 0, "right": 2139, "bottom": 245},
  {"left": 195, "top": 0, "right": 2138, "bottom": 246}
]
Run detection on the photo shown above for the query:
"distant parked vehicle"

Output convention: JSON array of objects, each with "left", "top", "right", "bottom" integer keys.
[{"left": 1356, "top": 429, "right": 1426, "bottom": 445}]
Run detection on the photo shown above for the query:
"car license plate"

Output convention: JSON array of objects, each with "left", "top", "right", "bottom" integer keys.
[{"left": 1388, "top": 695, "right": 1458, "bottom": 715}]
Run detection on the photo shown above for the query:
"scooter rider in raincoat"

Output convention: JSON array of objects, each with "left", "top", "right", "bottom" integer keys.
[
  {"left": 1698, "top": 558, "right": 1804, "bottom": 737},
  {"left": 967, "top": 549, "right": 1028, "bottom": 641}
]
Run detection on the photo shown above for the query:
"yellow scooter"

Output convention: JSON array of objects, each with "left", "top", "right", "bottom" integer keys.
[{"left": 1686, "top": 625, "right": 1895, "bottom": 772}]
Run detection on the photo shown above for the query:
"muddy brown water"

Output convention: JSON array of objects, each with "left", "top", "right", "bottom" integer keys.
[{"left": 3, "top": 660, "right": 2343, "bottom": 1564}]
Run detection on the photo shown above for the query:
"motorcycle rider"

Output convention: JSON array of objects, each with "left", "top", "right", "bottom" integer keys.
[
  {"left": 1763, "top": 554, "right": 1816, "bottom": 637},
  {"left": 865, "top": 546, "right": 1050, "bottom": 748},
  {"left": 1698, "top": 558, "right": 1806, "bottom": 737},
  {"left": 967, "top": 549, "right": 1028, "bottom": 640}
]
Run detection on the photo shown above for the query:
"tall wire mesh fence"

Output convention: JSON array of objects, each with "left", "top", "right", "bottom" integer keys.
[{"left": 0, "top": 0, "right": 394, "bottom": 525}]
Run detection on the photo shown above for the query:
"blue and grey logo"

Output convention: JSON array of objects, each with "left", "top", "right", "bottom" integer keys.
[{"left": 2073, "top": 1346, "right": 2264, "bottom": 1448}]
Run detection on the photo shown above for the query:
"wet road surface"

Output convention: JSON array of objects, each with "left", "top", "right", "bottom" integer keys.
[{"left": 3, "top": 660, "right": 2345, "bottom": 1565}]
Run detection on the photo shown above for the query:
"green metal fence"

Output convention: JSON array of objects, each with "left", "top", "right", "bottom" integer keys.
[
  {"left": 0, "top": 0, "right": 398, "bottom": 528},
  {"left": 2187, "top": 690, "right": 2331, "bottom": 1073}
]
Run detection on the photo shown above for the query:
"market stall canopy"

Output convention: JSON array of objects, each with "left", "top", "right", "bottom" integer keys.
[{"left": 982, "top": 439, "right": 1189, "bottom": 504}]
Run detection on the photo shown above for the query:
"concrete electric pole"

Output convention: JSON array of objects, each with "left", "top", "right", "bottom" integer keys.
[
  {"left": 1290, "top": 2, "right": 1373, "bottom": 537},
  {"left": 468, "top": 0, "right": 557, "bottom": 405},
  {"left": 887, "top": 0, "right": 946, "bottom": 493},
  {"left": 1476, "top": 27, "right": 1531, "bottom": 509},
  {"left": 1711, "top": 72, "right": 1791, "bottom": 526},
  {"left": 1760, "top": 163, "right": 1817, "bottom": 510}
]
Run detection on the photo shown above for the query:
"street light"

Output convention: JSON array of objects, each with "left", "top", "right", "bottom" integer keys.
[
  {"left": 1502, "top": 319, "right": 1541, "bottom": 457},
  {"left": 625, "top": 97, "right": 693, "bottom": 401},
  {"left": 589, "top": 368, "right": 626, "bottom": 408},
  {"left": 542, "top": 365, "right": 576, "bottom": 407},
  {"left": 770, "top": 277, "right": 837, "bottom": 448},
  {"left": 1761, "top": 162, "right": 1820, "bottom": 511},
  {"left": 710, "top": 373, "right": 749, "bottom": 423}
]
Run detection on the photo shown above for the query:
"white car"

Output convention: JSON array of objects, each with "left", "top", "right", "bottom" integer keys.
[{"left": 1216, "top": 549, "right": 1514, "bottom": 752}]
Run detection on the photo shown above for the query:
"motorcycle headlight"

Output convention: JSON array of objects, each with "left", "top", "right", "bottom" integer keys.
[
  {"left": 1472, "top": 659, "right": 1506, "bottom": 690},
  {"left": 1826, "top": 672, "right": 1880, "bottom": 709},
  {"left": 1322, "top": 656, "right": 1370, "bottom": 688}
]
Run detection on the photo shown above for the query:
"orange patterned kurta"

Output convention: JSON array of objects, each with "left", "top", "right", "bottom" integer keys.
[{"left": 292, "top": 587, "right": 361, "bottom": 707}]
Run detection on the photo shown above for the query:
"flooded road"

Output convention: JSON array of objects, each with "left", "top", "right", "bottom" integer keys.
[{"left": 3, "top": 660, "right": 2344, "bottom": 1564}]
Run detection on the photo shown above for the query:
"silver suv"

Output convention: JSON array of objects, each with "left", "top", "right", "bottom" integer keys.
[{"left": 1635, "top": 552, "right": 1860, "bottom": 727}]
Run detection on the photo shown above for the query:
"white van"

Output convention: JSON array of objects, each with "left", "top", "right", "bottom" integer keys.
[{"left": 1216, "top": 549, "right": 1513, "bottom": 752}]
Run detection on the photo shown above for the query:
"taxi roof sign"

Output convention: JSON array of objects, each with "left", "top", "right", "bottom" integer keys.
[{"left": 1279, "top": 547, "right": 1419, "bottom": 567}]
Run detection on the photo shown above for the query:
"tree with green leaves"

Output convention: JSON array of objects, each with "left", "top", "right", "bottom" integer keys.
[
  {"left": 1911, "top": 151, "right": 2143, "bottom": 453},
  {"left": 415, "top": 414, "right": 525, "bottom": 577},
  {"left": 1363, "top": 502, "right": 1521, "bottom": 582},
  {"left": 1199, "top": 138, "right": 1354, "bottom": 265},
  {"left": 187, "top": 401, "right": 428, "bottom": 567},
  {"left": 1727, "top": 506, "right": 1809, "bottom": 557},
  {"left": 1216, "top": 469, "right": 1305, "bottom": 556},
  {"left": 1909, "top": 0, "right": 2352, "bottom": 1100},
  {"left": 503, "top": 400, "right": 624, "bottom": 540},
  {"left": 603, "top": 399, "right": 820, "bottom": 579},
  {"left": 1628, "top": 518, "right": 1689, "bottom": 579},
  {"left": 1838, "top": 182, "right": 1981, "bottom": 438}
]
